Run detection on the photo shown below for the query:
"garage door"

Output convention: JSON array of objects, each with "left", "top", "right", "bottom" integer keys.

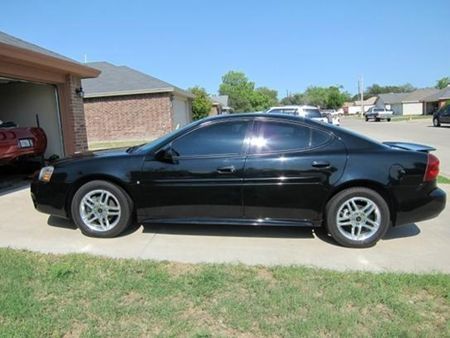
[
  {"left": 0, "top": 78, "right": 64, "bottom": 158},
  {"left": 172, "top": 97, "right": 189, "bottom": 129}
]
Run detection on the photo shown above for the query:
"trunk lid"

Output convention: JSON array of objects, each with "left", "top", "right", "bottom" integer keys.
[{"left": 383, "top": 141, "right": 436, "bottom": 153}]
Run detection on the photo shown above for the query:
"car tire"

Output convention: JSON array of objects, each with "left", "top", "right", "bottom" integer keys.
[
  {"left": 433, "top": 117, "right": 440, "bottom": 127},
  {"left": 365, "top": 116, "right": 369, "bottom": 122},
  {"left": 325, "top": 187, "right": 390, "bottom": 248},
  {"left": 375, "top": 118, "right": 380, "bottom": 122},
  {"left": 71, "top": 180, "right": 133, "bottom": 238},
  {"left": 387, "top": 118, "right": 391, "bottom": 122}
]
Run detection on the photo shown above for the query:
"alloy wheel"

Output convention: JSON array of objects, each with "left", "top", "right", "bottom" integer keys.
[
  {"left": 79, "top": 189, "right": 121, "bottom": 232},
  {"left": 336, "top": 197, "right": 381, "bottom": 241}
]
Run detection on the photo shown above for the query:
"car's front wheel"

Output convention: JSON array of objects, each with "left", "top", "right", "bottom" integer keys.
[
  {"left": 71, "top": 180, "right": 133, "bottom": 238},
  {"left": 433, "top": 117, "right": 440, "bottom": 127},
  {"left": 325, "top": 187, "right": 390, "bottom": 248}
]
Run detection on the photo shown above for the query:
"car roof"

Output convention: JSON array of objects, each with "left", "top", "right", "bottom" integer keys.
[{"left": 267, "top": 105, "right": 319, "bottom": 110}]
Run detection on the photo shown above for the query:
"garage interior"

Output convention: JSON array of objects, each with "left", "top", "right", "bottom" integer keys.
[
  {"left": 0, "top": 77, "right": 64, "bottom": 191},
  {"left": 0, "top": 31, "right": 100, "bottom": 193}
]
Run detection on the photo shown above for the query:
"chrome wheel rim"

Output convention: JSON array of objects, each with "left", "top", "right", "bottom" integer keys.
[
  {"left": 79, "top": 189, "right": 121, "bottom": 232},
  {"left": 336, "top": 197, "right": 381, "bottom": 241}
]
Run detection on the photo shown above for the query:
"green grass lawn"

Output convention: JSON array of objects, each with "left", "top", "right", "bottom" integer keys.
[
  {"left": 391, "top": 115, "right": 431, "bottom": 122},
  {"left": 0, "top": 249, "right": 449, "bottom": 337},
  {"left": 438, "top": 175, "right": 450, "bottom": 184}
]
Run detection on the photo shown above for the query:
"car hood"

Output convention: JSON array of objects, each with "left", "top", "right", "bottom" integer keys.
[{"left": 52, "top": 147, "right": 131, "bottom": 166}]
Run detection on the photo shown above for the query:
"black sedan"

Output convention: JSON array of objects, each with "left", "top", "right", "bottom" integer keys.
[
  {"left": 31, "top": 114, "right": 446, "bottom": 248},
  {"left": 433, "top": 105, "right": 450, "bottom": 127}
]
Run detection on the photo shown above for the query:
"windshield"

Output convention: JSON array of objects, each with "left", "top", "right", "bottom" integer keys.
[{"left": 303, "top": 109, "right": 322, "bottom": 118}]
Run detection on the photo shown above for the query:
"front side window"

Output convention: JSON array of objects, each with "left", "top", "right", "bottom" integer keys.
[
  {"left": 248, "top": 120, "right": 331, "bottom": 154},
  {"left": 171, "top": 120, "right": 250, "bottom": 157}
]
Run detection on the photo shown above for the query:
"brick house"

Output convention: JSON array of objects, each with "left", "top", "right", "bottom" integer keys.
[
  {"left": 0, "top": 30, "right": 100, "bottom": 157},
  {"left": 82, "top": 62, "right": 194, "bottom": 143}
]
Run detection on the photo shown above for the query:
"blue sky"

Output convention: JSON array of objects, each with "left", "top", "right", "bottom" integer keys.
[{"left": 1, "top": 0, "right": 449, "bottom": 97}]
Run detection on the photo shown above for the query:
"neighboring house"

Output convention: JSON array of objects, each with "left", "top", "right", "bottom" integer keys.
[
  {"left": 344, "top": 96, "right": 377, "bottom": 114},
  {"left": 375, "top": 88, "right": 440, "bottom": 115},
  {"left": 82, "top": 62, "right": 194, "bottom": 143},
  {"left": 0, "top": 30, "right": 100, "bottom": 158},
  {"left": 423, "top": 85, "right": 450, "bottom": 114},
  {"left": 209, "top": 95, "right": 233, "bottom": 115}
]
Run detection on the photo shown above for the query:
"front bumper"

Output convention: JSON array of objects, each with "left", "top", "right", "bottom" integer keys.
[
  {"left": 30, "top": 178, "right": 70, "bottom": 219},
  {"left": 395, "top": 187, "right": 446, "bottom": 226}
]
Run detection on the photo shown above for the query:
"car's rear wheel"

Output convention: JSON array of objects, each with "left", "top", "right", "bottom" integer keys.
[
  {"left": 433, "top": 117, "right": 440, "bottom": 127},
  {"left": 387, "top": 118, "right": 391, "bottom": 122},
  {"left": 325, "top": 187, "right": 390, "bottom": 248},
  {"left": 71, "top": 180, "right": 132, "bottom": 238}
]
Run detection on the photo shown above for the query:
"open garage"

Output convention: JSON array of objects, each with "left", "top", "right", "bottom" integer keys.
[{"left": 0, "top": 31, "right": 99, "bottom": 191}]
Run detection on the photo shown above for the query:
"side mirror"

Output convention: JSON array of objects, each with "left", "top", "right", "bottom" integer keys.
[{"left": 155, "top": 146, "right": 178, "bottom": 164}]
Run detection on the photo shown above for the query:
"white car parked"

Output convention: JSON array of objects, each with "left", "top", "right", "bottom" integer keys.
[{"left": 266, "top": 105, "right": 328, "bottom": 123}]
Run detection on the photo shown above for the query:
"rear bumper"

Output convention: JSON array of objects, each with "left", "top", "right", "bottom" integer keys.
[{"left": 395, "top": 187, "right": 446, "bottom": 226}]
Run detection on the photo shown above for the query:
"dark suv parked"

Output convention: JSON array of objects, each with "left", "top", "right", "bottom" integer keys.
[{"left": 433, "top": 105, "right": 450, "bottom": 127}]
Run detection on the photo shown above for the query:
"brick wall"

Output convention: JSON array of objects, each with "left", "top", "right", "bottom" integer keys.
[
  {"left": 84, "top": 93, "right": 173, "bottom": 142},
  {"left": 68, "top": 75, "right": 89, "bottom": 152}
]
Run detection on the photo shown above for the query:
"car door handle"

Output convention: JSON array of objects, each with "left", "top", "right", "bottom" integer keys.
[
  {"left": 311, "top": 160, "right": 330, "bottom": 168},
  {"left": 217, "top": 165, "right": 236, "bottom": 174}
]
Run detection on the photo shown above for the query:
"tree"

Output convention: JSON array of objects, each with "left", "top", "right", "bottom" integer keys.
[
  {"left": 218, "top": 71, "right": 279, "bottom": 112},
  {"left": 436, "top": 77, "right": 450, "bottom": 89},
  {"left": 364, "top": 83, "right": 416, "bottom": 98},
  {"left": 280, "top": 93, "right": 305, "bottom": 105},
  {"left": 255, "top": 87, "right": 278, "bottom": 107},
  {"left": 281, "top": 86, "right": 349, "bottom": 109},
  {"left": 189, "top": 86, "right": 212, "bottom": 120},
  {"left": 219, "top": 71, "right": 255, "bottom": 112}
]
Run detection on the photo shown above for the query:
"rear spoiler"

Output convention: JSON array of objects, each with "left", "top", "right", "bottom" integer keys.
[{"left": 383, "top": 142, "right": 436, "bottom": 153}]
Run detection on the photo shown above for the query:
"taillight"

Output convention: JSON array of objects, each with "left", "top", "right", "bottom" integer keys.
[{"left": 424, "top": 153, "right": 440, "bottom": 182}]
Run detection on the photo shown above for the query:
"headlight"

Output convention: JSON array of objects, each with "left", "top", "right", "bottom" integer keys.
[{"left": 38, "top": 166, "right": 54, "bottom": 183}]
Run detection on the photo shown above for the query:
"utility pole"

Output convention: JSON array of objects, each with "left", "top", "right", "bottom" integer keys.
[
  {"left": 359, "top": 76, "right": 364, "bottom": 117},
  {"left": 84, "top": 54, "right": 87, "bottom": 64}
]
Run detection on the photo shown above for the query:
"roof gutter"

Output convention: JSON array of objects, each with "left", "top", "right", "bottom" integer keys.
[
  {"left": 0, "top": 42, "right": 100, "bottom": 78},
  {"left": 84, "top": 87, "right": 195, "bottom": 99}
]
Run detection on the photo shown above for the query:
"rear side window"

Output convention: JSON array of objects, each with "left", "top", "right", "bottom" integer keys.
[
  {"left": 249, "top": 121, "right": 331, "bottom": 154},
  {"left": 171, "top": 120, "right": 250, "bottom": 157},
  {"left": 303, "top": 109, "right": 322, "bottom": 118},
  {"left": 268, "top": 108, "right": 298, "bottom": 115}
]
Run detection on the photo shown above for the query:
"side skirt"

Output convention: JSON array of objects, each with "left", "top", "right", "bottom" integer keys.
[{"left": 140, "top": 217, "right": 321, "bottom": 227}]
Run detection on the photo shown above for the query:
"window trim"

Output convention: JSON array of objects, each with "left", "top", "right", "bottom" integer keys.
[
  {"left": 246, "top": 117, "right": 334, "bottom": 156},
  {"left": 164, "top": 118, "right": 254, "bottom": 159}
]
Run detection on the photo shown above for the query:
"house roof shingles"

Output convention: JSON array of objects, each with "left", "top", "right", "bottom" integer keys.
[
  {"left": 82, "top": 62, "right": 194, "bottom": 99},
  {"left": 423, "top": 86, "right": 450, "bottom": 102},
  {"left": 378, "top": 88, "right": 441, "bottom": 104},
  {"left": 0, "top": 31, "right": 76, "bottom": 63}
]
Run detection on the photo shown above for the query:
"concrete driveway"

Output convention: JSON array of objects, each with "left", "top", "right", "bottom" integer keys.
[
  {"left": 341, "top": 117, "right": 450, "bottom": 176},
  {"left": 1, "top": 185, "right": 448, "bottom": 273}
]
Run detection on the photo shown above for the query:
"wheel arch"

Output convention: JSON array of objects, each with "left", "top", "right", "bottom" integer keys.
[
  {"left": 65, "top": 174, "right": 135, "bottom": 219},
  {"left": 325, "top": 179, "right": 397, "bottom": 224}
]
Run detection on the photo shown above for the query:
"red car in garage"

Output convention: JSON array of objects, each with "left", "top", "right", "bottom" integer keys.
[{"left": 0, "top": 121, "right": 47, "bottom": 165}]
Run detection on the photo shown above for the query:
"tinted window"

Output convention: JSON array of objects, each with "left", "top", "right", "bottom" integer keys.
[
  {"left": 268, "top": 108, "right": 298, "bottom": 115},
  {"left": 303, "top": 109, "right": 322, "bottom": 118},
  {"left": 172, "top": 121, "right": 249, "bottom": 156},
  {"left": 249, "top": 121, "right": 330, "bottom": 154}
]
